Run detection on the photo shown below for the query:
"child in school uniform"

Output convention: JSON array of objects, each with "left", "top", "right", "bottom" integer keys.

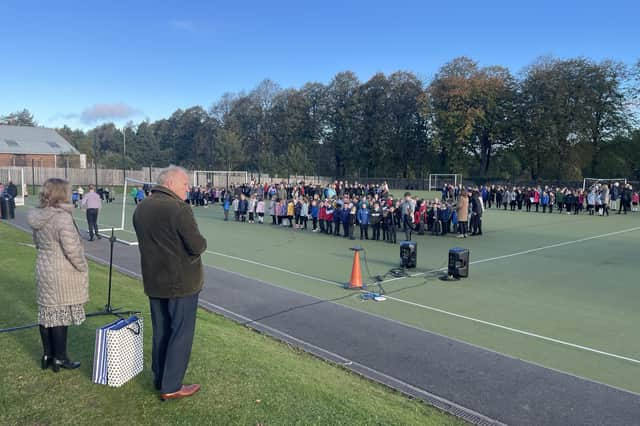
[
  {"left": 279, "top": 200, "right": 287, "bottom": 226},
  {"left": 287, "top": 199, "right": 295, "bottom": 228},
  {"left": 587, "top": 190, "right": 596, "bottom": 215},
  {"left": 357, "top": 203, "right": 370, "bottom": 240},
  {"left": 342, "top": 204, "right": 351, "bottom": 238},
  {"left": 394, "top": 201, "right": 402, "bottom": 230},
  {"left": 333, "top": 202, "right": 342, "bottom": 236},
  {"left": 238, "top": 194, "right": 249, "bottom": 222},
  {"left": 256, "top": 198, "right": 265, "bottom": 223},
  {"left": 317, "top": 200, "right": 325, "bottom": 233},
  {"left": 294, "top": 198, "right": 303, "bottom": 229},
  {"left": 248, "top": 194, "right": 257, "bottom": 223},
  {"left": 381, "top": 207, "right": 389, "bottom": 241},
  {"left": 325, "top": 201, "right": 334, "bottom": 234},
  {"left": 541, "top": 191, "right": 549, "bottom": 213},
  {"left": 223, "top": 195, "right": 231, "bottom": 221},
  {"left": 232, "top": 196, "right": 240, "bottom": 221},
  {"left": 269, "top": 196, "right": 277, "bottom": 225},
  {"left": 310, "top": 199, "right": 319, "bottom": 231},
  {"left": 386, "top": 206, "right": 397, "bottom": 244},
  {"left": 370, "top": 202, "right": 381, "bottom": 240},
  {"left": 300, "top": 198, "right": 309, "bottom": 230},
  {"left": 348, "top": 205, "right": 357, "bottom": 240}
]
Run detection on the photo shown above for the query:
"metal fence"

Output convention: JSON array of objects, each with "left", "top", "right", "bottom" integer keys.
[
  {"left": 0, "top": 166, "right": 337, "bottom": 188},
  {"left": 5, "top": 165, "right": 632, "bottom": 191},
  {"left": 0, "top": 166, "right": 169, "bottom": 187}
]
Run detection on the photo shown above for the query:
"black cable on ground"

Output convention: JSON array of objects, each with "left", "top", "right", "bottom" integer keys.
[
  {"left": 361, "top": 245, "right": 451, "bottom": 296},
  {"left": 361, "top": 247, "right": 414, "bottom": 295},
  {"left": 0, "top": 310, "right": 151, "bottom": 334},
  {"left": 0, "top": 323, "right": 40, "bottom": 333}
]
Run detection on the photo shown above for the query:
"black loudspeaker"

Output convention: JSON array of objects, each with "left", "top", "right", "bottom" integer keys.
[
  {"left": 400, "top": 241, "right": 417, "bottom": 269},
  {"left": 448, "top": 247, "right": 469, "bottom": 278}
]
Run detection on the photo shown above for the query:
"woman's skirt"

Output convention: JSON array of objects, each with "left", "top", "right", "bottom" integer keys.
[{"left": 38, "top": 304, "right": 86, "bottom": 327}]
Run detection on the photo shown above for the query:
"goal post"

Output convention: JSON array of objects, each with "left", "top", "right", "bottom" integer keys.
[
  {"left": 428, "top": 173, "right": 463, "bottom": 192},
  {"left": 582, "top": 177, "right": 627, "bottom": 191},
  {"left": 192, "top": 170, "right": 248, "bottom": 188},
  {"left": 0, "top": 167, "right": 26, "bottom": 206},
  {"left": 113, "top": 177, "right": 159, "bottom": 243}
]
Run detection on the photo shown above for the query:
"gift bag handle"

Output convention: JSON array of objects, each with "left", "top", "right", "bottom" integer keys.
[{"left": 126, "top": 321, "right": 141, "bottom": 335}]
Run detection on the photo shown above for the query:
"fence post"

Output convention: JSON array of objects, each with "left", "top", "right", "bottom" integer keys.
[{"left": 31, "top": 159, "right": 36, "bottom": 195}]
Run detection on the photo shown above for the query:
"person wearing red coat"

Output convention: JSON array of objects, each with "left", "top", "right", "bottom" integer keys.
[{"left": 319, "top": 202, "right": 327, "bottom": 233}]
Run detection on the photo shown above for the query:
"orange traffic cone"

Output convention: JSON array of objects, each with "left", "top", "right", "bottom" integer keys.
[{"left": 346, "top": 249, "right": 364, "bottom": 289}]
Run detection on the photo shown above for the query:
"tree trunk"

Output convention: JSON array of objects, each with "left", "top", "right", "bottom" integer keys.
[{"left": 480, "top": 134, "right": 492, "bottom": 176}]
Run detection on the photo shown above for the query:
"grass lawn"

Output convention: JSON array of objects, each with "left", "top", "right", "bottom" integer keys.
[{"left": 0, "top": 222, "right": 463, "bottom": 426}]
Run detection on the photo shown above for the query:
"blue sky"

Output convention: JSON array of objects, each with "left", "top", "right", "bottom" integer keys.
[{"left": 1, "top": 0, "right": 638, "bottom": 130}]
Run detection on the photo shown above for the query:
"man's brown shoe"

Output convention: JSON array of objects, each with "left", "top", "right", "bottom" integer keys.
[{"left": 160, "top": 384, "right": 201, "bottom": 401}]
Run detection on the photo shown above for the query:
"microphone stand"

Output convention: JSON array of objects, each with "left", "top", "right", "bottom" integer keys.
[{"left": 87, "top": 228, "right": 139, "bottom": 318}]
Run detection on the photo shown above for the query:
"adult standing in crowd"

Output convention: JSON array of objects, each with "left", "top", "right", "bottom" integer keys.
[
  {"left": 457, "top": 190, "right": 469, "bottom": 238},
  {"left": 7, "top": 180, "right": 18, "bottom": 211},
  {"left": 81, "top": 184, "right": 102, "bottom": 241},
  {"left": 133, "top": 166, "right": 207, "bottom": 401},
  {"left": 401, "top": 192, "right": 415, "bottom": 240},
  {"left": 470, "top": 191, "right": 483, "bottom": 235},
  {"left": 27, "top": 178, "right": 88, "bottom": 373},
  {"left": 620, "top": 184, "right": 632, "bottom": 214},
  {"left": 611, "top": 182, "right": 620, "bottom": 212}
]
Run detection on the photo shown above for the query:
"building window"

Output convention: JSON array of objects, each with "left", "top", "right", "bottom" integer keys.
[
  {"left": 4, "top": 139, "right": 19, "bottom": 147},
  {"left": 47, "top": 141, "right": 61, "bottom": 148}
]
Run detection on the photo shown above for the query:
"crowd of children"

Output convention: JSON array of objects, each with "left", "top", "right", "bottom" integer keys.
[
  {"left": 474, "top": 182, "right": 638, "bottom": 215},
  {"left": 184, "top": 178, "right": 637, "bottom": 244},
  {"left": 211, "top": 180, "right": 493, "bottom": 241}
]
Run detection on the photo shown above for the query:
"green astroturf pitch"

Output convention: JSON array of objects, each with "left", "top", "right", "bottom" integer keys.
[{"left": 28, "top": 194, "right": 640, "bottom": 394}]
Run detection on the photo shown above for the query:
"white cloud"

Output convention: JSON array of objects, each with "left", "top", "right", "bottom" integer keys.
[{"left": 80, "top": 103, "right": 141, "bottom": 124}]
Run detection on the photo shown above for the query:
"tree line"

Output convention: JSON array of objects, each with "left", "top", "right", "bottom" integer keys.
[{"left": 4, "top": 56, "right": 640, "bottom": 182}]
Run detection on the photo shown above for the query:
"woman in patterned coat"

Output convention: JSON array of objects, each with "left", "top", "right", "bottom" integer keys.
[{"left": 27, "top": 178, "right": 88, "bottom": 372}]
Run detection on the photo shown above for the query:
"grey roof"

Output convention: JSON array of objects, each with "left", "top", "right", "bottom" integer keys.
[{"left": 0, "top": 125, "right": 80, "bottom": 155}]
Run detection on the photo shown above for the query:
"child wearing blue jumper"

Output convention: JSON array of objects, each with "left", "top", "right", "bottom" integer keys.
[
  {"left": 223, "top": 196, "right": 230, "bottom": 221},
  {"left": 310, "top": 200, "right": 319, "bottom": 231},
  {"left": 357, "top": 203, "right": 370, "bottom": 240}
]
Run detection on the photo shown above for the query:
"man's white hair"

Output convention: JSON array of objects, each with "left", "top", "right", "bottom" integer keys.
[{"left": 157, "top": 165, "right": 188, "bottom": 186}]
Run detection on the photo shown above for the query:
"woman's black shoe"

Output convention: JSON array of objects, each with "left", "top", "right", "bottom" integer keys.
[
  {"left": 52, "top": 358, "right": 81, "bottom": 373},
  {"left": 41, "top": 355, "right": 52, "bottom": 370}
]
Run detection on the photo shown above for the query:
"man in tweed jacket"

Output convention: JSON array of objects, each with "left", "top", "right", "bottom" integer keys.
[{"left": 133, "top": 166, "right": 207, "bottom": 401}]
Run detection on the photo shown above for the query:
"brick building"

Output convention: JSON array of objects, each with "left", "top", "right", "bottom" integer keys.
[{"left": 0, "top": 125, "right": 81, "bottom": 167}]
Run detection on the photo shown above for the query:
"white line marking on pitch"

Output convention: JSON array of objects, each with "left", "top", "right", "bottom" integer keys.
[
  {"left": 381, "top": 295, "right": 640, "bottom": 365},
  {"left": 201, "top": 226, "right": 640, "bottom": 365},
  {"left": 204, "top": 250, "right": 344, "bottom": 287},
  {"left": 379, "top": 225, "right": 640, "bottom": 284},
  {"left": 469, "top": 226, "right": 640, "bottom": 265}
]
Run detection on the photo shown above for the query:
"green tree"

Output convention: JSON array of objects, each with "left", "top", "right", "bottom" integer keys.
[
  {"left": 357, "top": 73, "right": 393, "bottom": 176},
  {"left": 1, "top": 109, "right": 37, "bottom": 126},
  {"left": 326, "top": 71, "right": 361, "bottom": 177},
  {"left": 428, "top": 58, "right": 516, "bottom": 177},
  {"left": 387, "top": 71, "right": 427, "bottom": 178}
]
